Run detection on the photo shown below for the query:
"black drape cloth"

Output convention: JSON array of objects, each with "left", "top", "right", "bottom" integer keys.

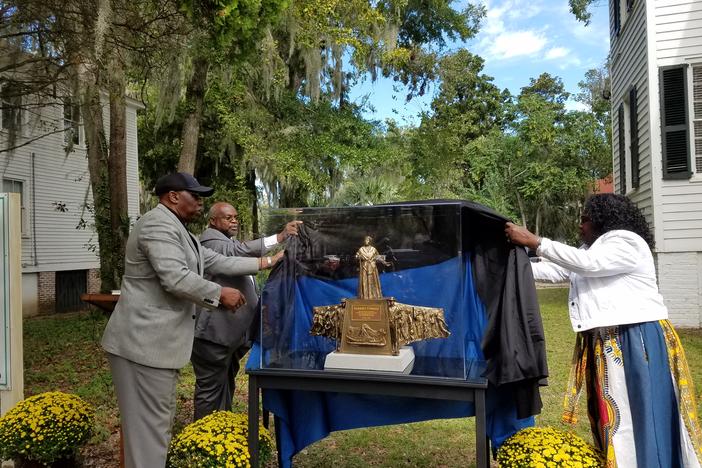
[
  {"left": 460, "top": 201, "right": 548, "bottom": 418},
  {"left": 264, "top": 200, "right": 548, "bottom": 418}
]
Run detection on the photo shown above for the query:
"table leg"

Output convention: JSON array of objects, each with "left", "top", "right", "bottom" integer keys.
[
  {"left": 248, "top": 375, "right": 260, "bottom": 467},
  {"left": 119, "top": 427, "right": 124, "bottom": 468},
  {"left": 475, "top": 389, "right": 488, "bottom": 468}
]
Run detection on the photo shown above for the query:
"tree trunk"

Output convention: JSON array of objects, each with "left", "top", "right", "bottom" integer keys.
[
  {"left": 534, "top": 203, "right": 542, "bottom": 237},
  {"left": 177, "top": 56, "right": 210, "bottom": 174},
  {"left": 80, "top": 82, "right": 115, "bottom": 292},
  {"left": 108, "top": 58, "right": 129, "bottom": 286},
  {"left": 246, "top": 168, "right": 259, "bottom": 236},
  {"left": 516, "top": 192, "right": 527, "bottom": 229}
]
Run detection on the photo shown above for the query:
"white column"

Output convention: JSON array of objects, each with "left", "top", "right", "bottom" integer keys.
[{"left": 0, "top": 193, "right": 24, "bottom": 468}]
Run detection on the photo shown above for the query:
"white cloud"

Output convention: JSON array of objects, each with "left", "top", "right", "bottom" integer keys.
[
  {"left": 545, "top": 47, "right": 569, "bottom": 60},
  {"left": 481, "top": 0, "right": 544, "bottom": 36},
  {"left": 506, "top": 2, "right": 543, "bottom": 21},
  {"left": 487, "top": 30, "right": 548, "bottom": 59},
  {"left": 565, "top": 99, "right": 589, "bottom": 112},
  {"left": 558, "top": 56, "right": 583, "bottom": 69}
]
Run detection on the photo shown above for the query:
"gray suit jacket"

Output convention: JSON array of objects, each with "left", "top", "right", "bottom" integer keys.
[
  {"left": 194, "top": 228, "right": 271, "bottom": 348},
  {"left": 101, "top": 204, "right": 259, "bottom": 369}
]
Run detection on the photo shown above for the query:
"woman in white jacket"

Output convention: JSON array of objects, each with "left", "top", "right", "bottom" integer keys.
[{"left": 505, "top": 193, "right": 701, "bottom": 468}]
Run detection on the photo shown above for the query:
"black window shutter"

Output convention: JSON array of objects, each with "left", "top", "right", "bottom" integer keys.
[
  {"left": 618, "top": 103, "right": 626, "bottom": 194},
  {"left": 612, "top": 0, "right": 621, "bottom": 39},
  {"left": 630, "top": 86, "right": 639, "bottom": 188},
  {"left": 660, "top": 66, "right": 691, "bottom": 179}
]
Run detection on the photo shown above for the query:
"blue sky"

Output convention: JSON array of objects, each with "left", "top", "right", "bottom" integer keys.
[{"left": 350, "top": 0, "right": 610, "bottom": 125}]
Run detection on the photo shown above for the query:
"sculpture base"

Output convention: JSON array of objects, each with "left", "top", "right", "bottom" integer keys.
[{"left": 324, "top": 346, "right": 415, "bottom": 373}]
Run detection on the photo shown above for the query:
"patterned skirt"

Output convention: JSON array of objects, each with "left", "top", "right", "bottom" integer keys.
[{"left": 563, "top": 320, "right": 702, "bottom": 467}]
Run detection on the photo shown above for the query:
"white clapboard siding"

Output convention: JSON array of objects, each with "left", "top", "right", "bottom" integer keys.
[
  {"left": 654, "top": 0, "right": 702, "bottom": 252},
  {"left": 0, "top": 93, "right": 142, "bottom": 273},
  {"left": 611, "top": 0, "right": 655, "bottom": 222}
]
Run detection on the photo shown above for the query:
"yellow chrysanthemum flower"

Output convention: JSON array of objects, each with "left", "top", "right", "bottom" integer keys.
[
  {"left": 167, "top": 411, "right": 273, "bottom": 468},
  {"left": 497, "top": 427, "right": 604, "bottom": 467},
  {"left": 0, "top": 392, "right": 94, "bottom": 464}
]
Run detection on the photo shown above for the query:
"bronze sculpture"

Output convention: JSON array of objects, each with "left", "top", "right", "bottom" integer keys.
[{"left": 311, "top": 237, "right": 449, "bottom": 357}]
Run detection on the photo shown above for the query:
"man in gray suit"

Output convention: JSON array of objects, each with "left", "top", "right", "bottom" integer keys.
[
  {"left": 101, "top": 173, "right": 278, "bottom": 468},
  {"left": 191, "top": 201, "right": 301, "bottom": 419}
]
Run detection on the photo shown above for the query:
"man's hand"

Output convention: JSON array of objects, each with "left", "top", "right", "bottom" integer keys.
[
  {"left": 219, "top": 287, "right": 246, "bottom": 311},
  {"left": 277, "top": 220, "right": 303, "bottom": 243},
  {"left": 271, "top": 250, "right": 284, "bottom": 265},
  {"left": 504, "top": 222, "right": 541, "bottom": 250}
]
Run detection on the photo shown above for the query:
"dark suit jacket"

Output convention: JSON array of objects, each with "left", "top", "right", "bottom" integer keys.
[
  {"left": 194, "top": 228, "right": 271, "bottom": 349},
  {"left": 101, "top": 204, "right": 259, "bottom": 369}
]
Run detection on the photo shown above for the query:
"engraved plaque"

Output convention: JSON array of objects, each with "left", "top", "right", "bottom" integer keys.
[{"left": 340, "top": 299, "right": 392, "bottom": 355}]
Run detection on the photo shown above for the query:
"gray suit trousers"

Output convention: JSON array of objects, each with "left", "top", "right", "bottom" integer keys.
[
  {"left": 191, "top": 338, "right": 249, "bottom": 420},
  {"left": 107, "top": 353, "right": 178, "bottom": 468}
]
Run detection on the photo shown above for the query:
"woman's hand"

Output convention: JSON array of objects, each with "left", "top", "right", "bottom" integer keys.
[{"left": 505, "top": 222, "right": 541, "bottom": 250}]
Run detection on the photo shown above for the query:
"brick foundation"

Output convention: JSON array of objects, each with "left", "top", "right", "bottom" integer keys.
[{"left": 37, "top": 271, "right": 56, "bottom": 315}]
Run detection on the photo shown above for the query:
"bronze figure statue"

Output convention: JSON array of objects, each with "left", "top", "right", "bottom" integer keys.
[
  {"left": 310, "top": 237, "right": 450, "bottom": 356},
  {"left": 356, "top": 236, "right": 390, "bottom": 299}
]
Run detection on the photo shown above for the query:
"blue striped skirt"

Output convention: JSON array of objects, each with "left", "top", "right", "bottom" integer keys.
[{"left": 564, "top": 320, "right": 702, "bottom": 467}]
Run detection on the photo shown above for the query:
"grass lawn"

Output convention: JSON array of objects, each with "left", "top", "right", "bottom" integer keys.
[{"left": 21, "top": 288, "right": 702, "bottom": 467}]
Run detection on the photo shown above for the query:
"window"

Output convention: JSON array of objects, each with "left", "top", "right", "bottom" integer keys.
[
  {"left": 629, "top": 86, "right": 639, "bottom": 188},
  {"left": 660, "top": 66, "right": 690, "bottom": 178},
  {"left": 612, "top": 0, "right": 621, "bottom": 39},
  {"left": 693, "top": 65, "right": 702, "bottom": 173},
  {"left": 618, "top": 103, "right": 627, "bottom": 193},
  {"left": 1, "top": 83, "right": 22, "bottom": 131},
  {"left": 616, "top": 86, "right": 639, "bottom": 193},
  {"left": 612, "top": 0, "right": 634, "bottom": 39},
  {"left": 658, "top": 64, "right": 702, "bottom": 178},
  {"left": 63, "top": 97, "right": 80, "bottom": 146},
  {"left": 1, "top": 179, "right": 28, "bottom": 235}
]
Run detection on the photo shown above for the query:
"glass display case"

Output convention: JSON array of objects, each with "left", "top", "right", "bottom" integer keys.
[{"left": 257, "top": 201, "right": 487, "bottom": 380}]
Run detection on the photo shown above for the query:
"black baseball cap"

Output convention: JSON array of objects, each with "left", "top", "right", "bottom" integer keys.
[{"left": 153, "top": 172, "right": 215, "bottom": 197}]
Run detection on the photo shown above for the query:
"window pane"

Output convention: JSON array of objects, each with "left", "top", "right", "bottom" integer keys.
[
  {"left": 63, "top": 98, "right": 80, "bottom": 145},
  {"left": 1, "top": 85, "right": 21, "bottom": 130},
  {"left": 694, "top": 66, "right": 702, "bottom": 119},
  {"left": 1, "top": 179, "right": 23, "bottom": 204}
]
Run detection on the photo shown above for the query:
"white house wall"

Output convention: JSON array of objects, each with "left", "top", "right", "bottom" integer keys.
[
  {"left": 655, "top": 0, "right": 702, "bottom": 252},
  {"left": 657, "top": 252, "right": 702, "bottom": 327},
  {"left": 611, "top": 0, "right": 655, "bottom": 222},
  {"left": 0, "top": 95, "right": 142, "bottom": 273}
]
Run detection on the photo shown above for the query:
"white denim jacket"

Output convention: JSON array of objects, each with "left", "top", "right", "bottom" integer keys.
[{"left": 532, "top": 229, "right": 668, "bottom": 332}]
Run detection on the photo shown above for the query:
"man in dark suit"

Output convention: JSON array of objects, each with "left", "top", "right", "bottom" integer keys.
[
  {"left": 101, "top": 173, "right": 278, "bottom": 468},
  {"left": 191, "top": 201, "right": 301, "bottom": 419}
]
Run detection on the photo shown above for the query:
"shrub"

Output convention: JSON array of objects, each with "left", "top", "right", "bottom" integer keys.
[
  {"left": 167, "top": 411, "right": 273, "bottom": 467},
  {"left": 0, "top": 391, "right": 94, "bottom": 464},
  {"left": 497, "top": 426, "right": 604, "bottom": 467}
]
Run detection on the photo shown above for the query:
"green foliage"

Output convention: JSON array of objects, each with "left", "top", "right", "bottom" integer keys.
[
  {"left": 179, "top": 0, "right": 288, "bottom": 55},
  {"left": 568, "top": 0, "right": 598, "bottom": 25},
  {"left": 0, "top": 392, "right": 94, "bottom": 464},
  {"left": 403, "top": 50, "right": 507, "bottom": 200}
]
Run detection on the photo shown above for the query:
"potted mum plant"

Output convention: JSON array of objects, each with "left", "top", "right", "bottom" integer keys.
[
  {"left": 497, "top": 426, "right": 604, "bottom": 467},
  {"left": 0, "top": 391, "right": 94, "bottom": 467},
  {"left": 167, "top": 411, "right": 273, "bottom": 468}
]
